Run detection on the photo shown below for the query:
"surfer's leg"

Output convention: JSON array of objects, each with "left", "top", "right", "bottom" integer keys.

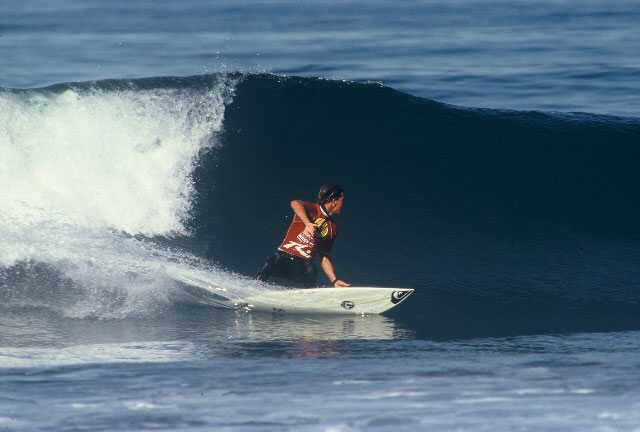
[
  {"left": 298, "top": 260, "right": 317, "bottom": 288},
  {"left": 256, "top": 252, "right": 297, "bottom": 282},
  {"left": 255, "top": 253, "right": 283, "bottom": 281}
]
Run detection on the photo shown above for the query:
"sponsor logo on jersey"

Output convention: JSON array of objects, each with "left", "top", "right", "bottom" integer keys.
[
  {"left": 314, "top": 217, "right": 329, "bottom": 237},
  {"left": 281, "top": 241, "right": 312, "bottom": 258},
  {"left": 297, "top": 230, "right": 316, "bottom": 247}
]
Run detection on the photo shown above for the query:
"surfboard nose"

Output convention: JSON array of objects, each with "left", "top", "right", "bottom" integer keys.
[{"left": 390, "top": 289, "right": 413, "bottom": 304}]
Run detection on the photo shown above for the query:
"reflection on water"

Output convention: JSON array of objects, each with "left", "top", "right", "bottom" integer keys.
[
  {"left": 229, "top": 310, "right": 414, "bottom": 342},
  {"left": 0, "top": 303, "right": 416, "bottom": 367},
  {"left": 0, "top": 303, "right": 414, "bottom": 352}
]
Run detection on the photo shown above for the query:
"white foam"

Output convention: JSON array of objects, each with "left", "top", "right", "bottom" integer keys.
[
  {"left": 597, "top": 412, "right": 623, "bottom": 420},
  {"left": 125, "top": 401, "right": 166, "bottom": 411},
  {"left": 512, "top": 388, "right": 567, "bottom": 395},
  {"left": 0, "top": 77, "right": 268, "bottom": 318},
  {"left": 454, "top": 397, "right": 513, "bottom": 404},
  {"left": 0, "top": 341, "right": 194, "bottom": 368},
  {"left": 0, "top": 81, "right": 231, "bottom": 237}
]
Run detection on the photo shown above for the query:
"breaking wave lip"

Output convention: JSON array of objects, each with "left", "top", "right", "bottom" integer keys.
[
  {"left": 0, "top": 74, "right": 271, "bottom": 320},
  {"left": 0, "top": 74, "right": 236, "bottom": 237}
]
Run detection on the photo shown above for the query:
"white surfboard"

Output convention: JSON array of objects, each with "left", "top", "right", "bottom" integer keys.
[{"left": 237, "top": 287, "right": 414, "bottom": 315}]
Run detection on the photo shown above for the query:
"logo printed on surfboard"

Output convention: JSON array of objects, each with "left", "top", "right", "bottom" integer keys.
[
  {"left": 391, "top": 290, "right": 410, "bottom": 304},
  {"left": 341, "top": 300, "right": 355, "bottom": 310}
]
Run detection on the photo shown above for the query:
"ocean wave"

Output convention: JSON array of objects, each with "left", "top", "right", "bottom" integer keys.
[{"left": 1, "top": 73, "right": 638, "bottom": 336}]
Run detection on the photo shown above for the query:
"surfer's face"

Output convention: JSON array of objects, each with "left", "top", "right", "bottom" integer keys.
[{"left": 331, "top": 195, "right": 345, "bottom": 215}]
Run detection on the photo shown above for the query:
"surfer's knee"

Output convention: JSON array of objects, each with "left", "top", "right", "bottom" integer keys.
[
  {"left": 256, "top": 253, "right": 278, "bottom": 280},
  {"left": 301, "top": 261, "right": 317, "bottom": 288}
]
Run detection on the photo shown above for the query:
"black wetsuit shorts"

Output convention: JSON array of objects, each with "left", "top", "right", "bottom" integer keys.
[{"left": 255, "top": 251, "right": 317, "bottom": 288}]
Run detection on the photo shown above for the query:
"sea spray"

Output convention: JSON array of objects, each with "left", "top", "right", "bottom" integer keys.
[{"left": 0, "top": 75, "right": 262, "bottom": 319}]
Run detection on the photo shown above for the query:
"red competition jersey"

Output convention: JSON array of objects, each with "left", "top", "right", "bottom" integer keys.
[{"left": 278, "top": 201, "right": 338, "bottom": 260}]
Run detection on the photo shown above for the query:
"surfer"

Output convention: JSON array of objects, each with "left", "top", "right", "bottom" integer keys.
[{"left": 256, "top": 184, "right": 351, "bottom": 288}]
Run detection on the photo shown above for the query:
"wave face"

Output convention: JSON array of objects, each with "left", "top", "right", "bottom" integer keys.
[
  {"left": 1, "top": 73, "right": 639, "bottom": 337},
  {"left": 193, "top": 74, "right": 640, "bottom": 337}
]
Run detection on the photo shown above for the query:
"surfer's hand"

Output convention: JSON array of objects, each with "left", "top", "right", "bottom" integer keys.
[
  {"left": 304, "top": 222, "right": 317, "bottom": 236},
  {"left": 334, "top": 280, "right": 351, "bottom": 287}
]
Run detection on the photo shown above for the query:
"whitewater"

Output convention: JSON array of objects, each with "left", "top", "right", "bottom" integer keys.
[{"left": 0, "top": 77, "right": 272, "bottom": 321}]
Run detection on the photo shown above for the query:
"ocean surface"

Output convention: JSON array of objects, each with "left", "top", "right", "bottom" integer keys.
[{"left": 1, "top": 1, "right": 639, "bottom": 430}]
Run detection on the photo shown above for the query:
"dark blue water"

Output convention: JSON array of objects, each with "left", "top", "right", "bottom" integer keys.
[{"left": 2, "top": 1, "right": 640, "bottom": 430}]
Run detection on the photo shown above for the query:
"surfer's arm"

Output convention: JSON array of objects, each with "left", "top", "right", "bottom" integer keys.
[
  {"left": 321, "top": 255, "right": 351, "bottom": 287},
  {"left": 291, "top": 200, "right": 317, "bottom": 235}
]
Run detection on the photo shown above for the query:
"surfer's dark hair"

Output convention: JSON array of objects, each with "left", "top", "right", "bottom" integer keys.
[{"left": 318, "top": 184, "right": 344, "bottom": 204}]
